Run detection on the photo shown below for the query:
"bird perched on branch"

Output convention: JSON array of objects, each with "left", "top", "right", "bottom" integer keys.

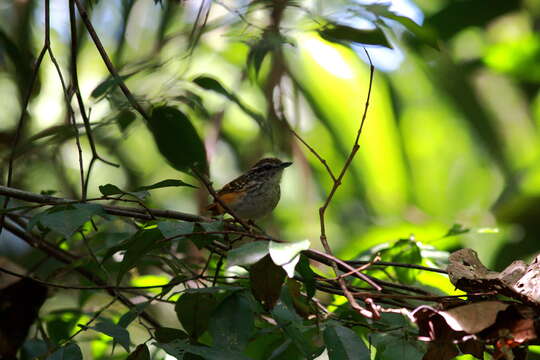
[{"left": 206, "top": 158, "right": 292, "bottom": 220}]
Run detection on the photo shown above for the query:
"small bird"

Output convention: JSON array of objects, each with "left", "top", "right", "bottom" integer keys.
[{"left": 207, "top": 158, "right": 292, "bottom": 220}]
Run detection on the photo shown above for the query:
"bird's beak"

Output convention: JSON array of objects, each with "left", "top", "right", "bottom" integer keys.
[{"left": 280, "top": 162, "right": 293, "bottom": 169}]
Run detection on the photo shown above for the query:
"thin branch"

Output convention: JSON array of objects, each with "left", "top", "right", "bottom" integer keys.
[
  {"left": 317, "top": 49, "right": 376, "bottom": 318},
  {"left": 72, "top": 0, "right": 150, "bottom": 121}
]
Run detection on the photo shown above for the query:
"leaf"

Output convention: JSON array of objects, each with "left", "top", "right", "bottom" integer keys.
[
  {"left": 269, "top": 239, "right": 310, "bottom": 278},
  {"left": 98, "top": 184, "right": 125, "bottom": 196},
  {"left": 148, "top": 106, "right": 208, "bottom": 176},
  {"left": 85, "top": 319, "right": 131, "bottom": 352},
  {"left": 136, "top": 179, "right": 197, "bottom": 191},
  {"left": 192, "top": 75, "right": 266, "bottom": 128},
  {"left": 117, "top": 228, "right": 164, "bottom": 283},
  {"left": 188, "top": 222, "right": 223, "bottom": 249},
  {"left": 28, "top": 203, "right": 107, "bottom": 238},
  {"left": 209, "top": 292, "right": 254, "bottom": 351},
  {"left": 154, "top": 339, "right": 188, "bottom": 359},
  {"left": 117, "top": 109, "right": 136, "bottom": 133},
  {"left": 296, "top": 255, "right": 317, "bottom": 299},
  {"left": 250, "top": 255, "right": 286, "bottom": 311},
  {"left": 127, "top": 344, "right": 150, "bottom": 360},
  {"left": 91, "top": 73, "right": 135, "bottom": 99},
  {"left": 154, "top": 327, "right": 189, "bottom": 343},
  {"left": 361, "top": 4, "right": 439, "bottom": 49},
  {"left": 443, "top": 223, "right": 470, "bottom": 238},
  {"left": 175, "top": 292, "right": 216, "bottom": 339},
  {"left": 318, "top": 22, "right": 391, "bottom": 48},
  {"left": 440, "top": 301, "right": 509, "bottom": 334},
  {"left": 193, "top": 76, "right": 231, "bottom": 99},
  {"left": 323, "top": 322, "right": 370, "bottom": 360},
  {"left": 157, "top": 221, "right": 195, "bottom": 239},
  {"left": 183, "top": 345, "right": 253, "bottom": 360},
  {"left": 118, "top": 302, "right": 150, "bottom": 328},
  {"left": 46, "top": 343, "right": 83, "bottom": 360},
  {"left": 227, "top": 241, "right": 269, "bottom": 268}
]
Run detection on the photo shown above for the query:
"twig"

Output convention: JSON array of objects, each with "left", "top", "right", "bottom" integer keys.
[
  {"left": 317, "top": 49, "right": 376, "bottom": 318},
  {"left": 72, "top": 0, "right": 150, "bottom": 121},
  {"left": 0, "top": 0, "right": 50, "bottom": 236}
]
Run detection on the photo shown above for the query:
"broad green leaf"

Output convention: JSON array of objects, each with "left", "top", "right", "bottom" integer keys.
[
  {"left": 154, "top": 327, "right": 189, "bottom": 343},
  {"left": 250, "top": 255, "right": 286, "bottom": 311},
  {"left": 117, "top": 228, "right": 164, "bottom": 283},
  {"left": 371, "top": 333, "right": 424, "bottom": 360},
  {"left": 323, "top": 322, "right": 370, "bottom": 360},
  {"left": 126, "top": 344, "right": 150, "bottom": 360},
  {"left": 46, "top": 343, "right": 83, "bottom": 360},
  {"left": 136, "top": 179, "right": 197, "bottom": 190},
  {"left": 158, "top": 221, "right": 195, "bottom": 239},
  {"left": 227, "top": 241, "right": 269, "bottom": 268},
  {"left": 98, "top": 184, "right": 149, "bottom": 200},
  {"left": 154, "top": 339, "right": 187, "bottom": 359},
  {"left": 175, "top": 292, "right": 216, "bottom": 339},
  {"left": 318, "top": 22, "right": 391, "bottom": 48},
  {"left": 208, "top": 292, "right": 254, "bottom": 351},
  {"left": 148, "top": 106, "right": 208, "bottom": 176},
  {"left": 91, "top": 73, "right": 135, "bottom": 98},
  {"left": 269, "top": 239, "right": 310, "bottom": 277},
  {"left": 85, "top": 319, "right": 131, "bottom": 352},
  {"left": 28, "top": 204, "right": 107, "bottom": 238}
]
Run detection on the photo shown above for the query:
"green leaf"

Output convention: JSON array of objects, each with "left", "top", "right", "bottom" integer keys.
[
  {"left": 98, "top": 184, "right": 125, "bottom": 196},
  {"left": 269, "top": 239, "right": 310, "bottom": 277},
  {"left": 175, "top": 292, "right": 217, "bottom": 339},
  {"left": 193, "top": 76, "right": 231, "bottom": 99},
  {"left": 361, "top": 4, "right": 439, "bottom": 49},
  {"left": 117, "top": 228, "right": 164, "bottom": 283},
  {"left": 318, "top": 22, "right": 391, "bottom": 48},
  {"left": 323, "top": 322, "right": 370, "bottom": 360},
  {"left": 380, "top": 239, "right": 421, "bottom": 284},
  {"left": 126, "top": 344, "right": 150, "bottom": 360},
  {"left": 28, "top": 204, "right": 107, "bottom": 238},
  {"left": 136, "top": 179, "right": 197, "bottom": 191},
  {"left": 45, "top": 310, "right": 82, "bottom": 344},
  {"left": 250, "top": 255, "right": 285, "bottom": 311},
  {"left": 155, "top": 327, "right": 189, "bottom": 343},
  {"left": 188, "top": 222, "right": 223, "bottom": 249},
  {"left": 91, "top": 73, "right": 135, "bottom": 98},
  {"left": 296, "top": 255, "right": 316, "bottom": 299},
  {"left": 46, "top": 343, "right": 83, "bottom": 360},
  {"left": 227, "top": 241, "right": 269, "bottom": 268},
  {"left": 85, "top": 319, "right": 131, "bottom": 352},
  {"left": 157, "top": 221, "right": 195, "bottom": 239},
  {"left": 118, "top": 302, "right": 150, "bottom": 328},
  {"left": 155, "top": 340, "right": 252, "bottom": 360},
  {"left": 444, "top": 223, "right": 470, "bottom": 238},
  {"left": 117, "top": 109, "right": 137, "bottom": 133},
  {"left": 148, "top": 106, "right": 208, "bottom": 176},
  {"left": 208, "top": 292, "right": 254, "bottom": 351},
  {"left": 192, "top": 76, "right": 266, "bottom": 128}
]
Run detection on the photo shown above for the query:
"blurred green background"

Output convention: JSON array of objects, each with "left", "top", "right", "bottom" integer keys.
[{"left": 2, "top": 0, "right": 540, "bottom": 274}]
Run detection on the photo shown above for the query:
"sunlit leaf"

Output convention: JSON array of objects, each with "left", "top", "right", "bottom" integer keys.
[
  {"left": 269, "top": 239, "right": 310, "bottom": 277},
  {"left": 227, "top": 241, "right": 269, "bottom": 268},
  {"left": 148, "top": 106, "right": 208, "bottom": 176}
]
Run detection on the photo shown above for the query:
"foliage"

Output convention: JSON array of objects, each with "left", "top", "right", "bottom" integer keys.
[{"left": 1, "top": 0, "right": 540, "bottom": 359}]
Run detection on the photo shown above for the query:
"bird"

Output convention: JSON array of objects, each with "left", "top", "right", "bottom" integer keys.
[{"left": 206, "top": 157, "right": 292, "bottom": 220}]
